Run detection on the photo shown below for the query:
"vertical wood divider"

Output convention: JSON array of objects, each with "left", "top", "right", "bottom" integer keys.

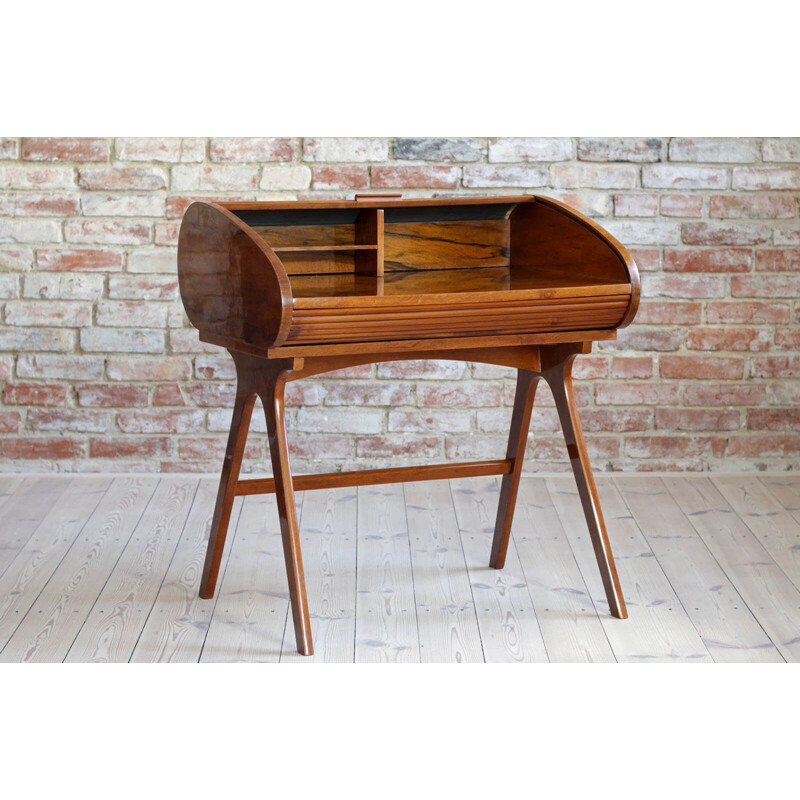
[{"left": 355, "top": 208, "right": 384, "bottom": 277}]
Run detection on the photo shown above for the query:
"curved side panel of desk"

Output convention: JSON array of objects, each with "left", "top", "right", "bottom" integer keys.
[
  {"left": 177, "top": 201, "right": 293, "bottom": 352},
  {"left": 519, "top": 196, "right": 640, "bottom": 328}
]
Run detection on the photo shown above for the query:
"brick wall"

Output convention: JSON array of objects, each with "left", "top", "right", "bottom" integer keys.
[{"left": 0, "top": 137, "right": 798, "bottom": 474}]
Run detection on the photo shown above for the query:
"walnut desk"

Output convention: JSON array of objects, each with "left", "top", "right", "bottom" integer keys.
[{"left": 177, "top": 195, "right": 640, "bottom": 655}]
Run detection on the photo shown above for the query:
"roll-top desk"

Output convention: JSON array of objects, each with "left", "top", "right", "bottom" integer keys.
[{"left": 178, "top": 195, "right": 640, "bottom": 655}]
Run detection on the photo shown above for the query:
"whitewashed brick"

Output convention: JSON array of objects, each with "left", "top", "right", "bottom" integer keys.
[
  {"left": 23, "top": 273, "right": 104, "bottom": 300},
  {"left": 489, "top": 138, "right": 572, "bottom": 162},
  {"left": 115, "top": 138, "right": 205, "bottom": 162},
  {"left": 17, "top": 354, "right": 104, "bottom": 379},
  {"left": 80, "top": 328, "right": 165, "bottom": 353},
  {"left": 303, "top": 138, "right": 389, "bottom": 162},
  {"left": 603, "top": 220, "right": 681, "bottom": 245},
  {"left": 551, "top": 164, "right": 638, "bottom": 189},
  {"left": 669, "top": 138, "right": 759, "bottom": 162},
  {"left": 578, "top": 138, "right": 663, "bottom": 162},
  {"left": 260, "top": 165, "right": 312, "bottom": 191},
  {"left": 171, "top": 165, "right": 259, "bottom": 191},
  {"left": 80, "top": 193, "right": 165, "bottom": 217},
  {"left": 763, "top": 139, "right": 800, "bottom": 162},
  {"left": 643, "top": 165, "right": 728, "bottom": 189},
  {"left": 463, "top": 165, "right": 547, "bottom": 188},
  {"left": 0, "top": 219, "right": 62, "bottom": 243},
  {"left": 5, "top": 300, "right": 92, "bottom": 326},
  {"left": 395, "top": 138, "right": 484, "bottom": 162},
  {"left": 127, "top": 248, "right": 177, "bottom": 273},
  {"left": 297, "top": 407, "right": 383, "bottom": 434}
]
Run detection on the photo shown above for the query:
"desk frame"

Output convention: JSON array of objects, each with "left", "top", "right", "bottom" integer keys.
[{"left": 198, "top": 337, "right": 628, "bottom": 657}]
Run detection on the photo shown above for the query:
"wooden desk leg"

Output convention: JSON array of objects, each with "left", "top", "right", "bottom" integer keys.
[
  {"left": 541, "top": 345, "right": 628, "bottom": 619},
  {"left": 490, "top": 369, "right": 539, "bottom": 569},
  {"left": 199, "top": 388, "right": 256, "bottom": 599},
  {"left": 259, "top": 366, "right": 314, "bottom": 656}
]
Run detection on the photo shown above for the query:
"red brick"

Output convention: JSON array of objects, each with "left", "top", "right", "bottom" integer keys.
[
  {"left": 747, "top": 409, "right": 800, "bottom": 430},
  {"left": 611, "top": 357, "right": 654, "bottom": 378},
  {"left": 595, "top": 383, "right": 680, "bottom": 405},
  {"left": 660, "top": 356, "right": 744, "bottom": 380},
  {"left": 682, "top": 222, "right": 771, "bottom": 246},
  {"left": 154, "top": 383, "right": 186, "bottom": 406},
  {"left": 356, "top": 435, "right": 442, "bottom": 459},
  {"left": 636, "top": 301, "right": 702, "bottom": 324},
  {"left": 732, "top": 275, "right": 800, "bottom": 298},
  {"left": 311, "top": 166, "right": 369, "bottom": 190},
  {"left": 728, "top": 434, "right": 800, "bottom": 457},
  {"left": 656, "top": 408, "right": 740, "bottom": 431},
  {"left": 710, "top": 195, "right": 796, "bottom": 219},
  {"left": 372, "top": 166, "right": 460, "bottom": 189},
  {"left": 90, "top": 437, "right": 171, "bottom": 458},
  {"left": 614, "top": 194, "right": 657, "bottom": 217},
  {"left": 755, "top": 249, "right": 800, "bottom": 271},
  {"left": 686, "top": 327, "right": 771, "bottom": 351},
  {"left": 664, "top": 248, "right": 752, "bottom": 273},
  {"left": 209, "top": 138, "right": 295, "bottom": 162},
  {"left": 36, "top": 248, "right": 124, "bottom": 272},
  {"left": 77, "top": 384, "right": 149, "bottom": 407},
  {"left": 2, "top": 437, "right": 85, "bottom": 459},
  {"left": 22, "top": 138, "right": 109, "bottom": 162},
  {"left": 3, "top": 383, "right": 68, "bottom": 405},
  {"left": 660, "top": 194, "right": 703, "bottom": 217},
  {"left": 117, "top": 409, "right": 204, "bottom": 433},
  {"left": 706, "top": 301, "right": 791, "bottom": 324},
  {"left": 107, "top": 357, "right": 192, "bottom": 381},
  {"left": 628, "top": 248, "right": 660, "bottom": 271},
  {"left": 0, "top": 411, "right": 22, "bottom": 433},
  {"left": 76, "top": 166, "right": 167, "bottom": 190},
  {"left": 751, "top": 356, "right": 800, "bottom": 379},
  {"left": 684, "top": 383, "right": 767, "bottom": 406},
  {"left": 775, "top": 329, "right": 800, "bottom": 350}
]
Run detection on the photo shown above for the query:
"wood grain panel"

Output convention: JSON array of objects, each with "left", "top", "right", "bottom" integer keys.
[{"left": 383, "top": 220, "right": 509, "bottom": 271}]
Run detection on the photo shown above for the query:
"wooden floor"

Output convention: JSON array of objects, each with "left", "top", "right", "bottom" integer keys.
[{"left": 1, "top": 472, "right": 799, "bottom": 662}]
